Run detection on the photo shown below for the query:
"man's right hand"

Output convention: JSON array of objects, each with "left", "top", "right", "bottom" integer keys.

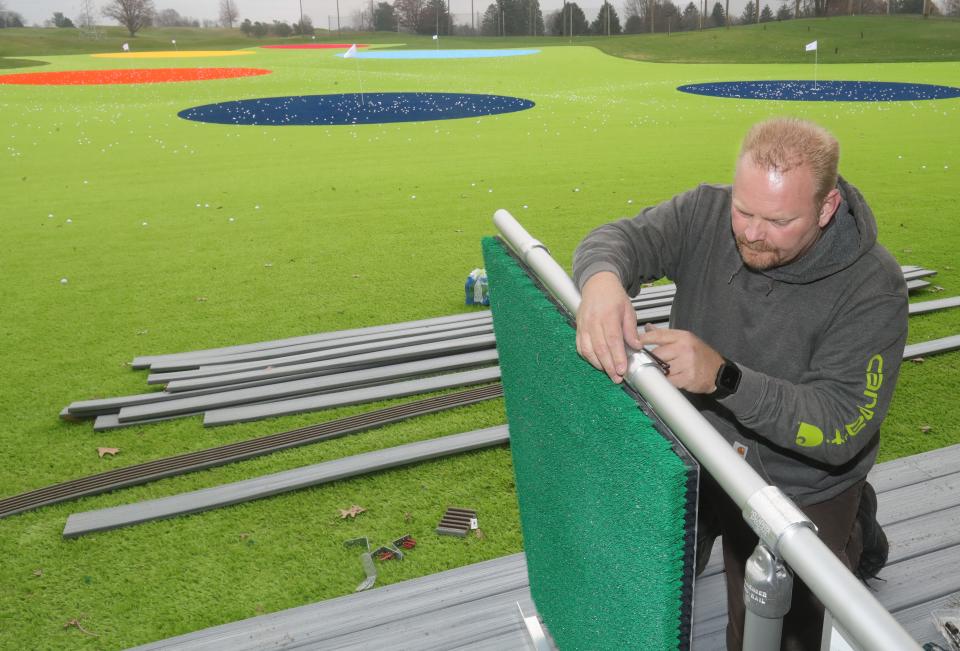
[{"left": 575, "top": 272, "right": 644, "bottom": 384}]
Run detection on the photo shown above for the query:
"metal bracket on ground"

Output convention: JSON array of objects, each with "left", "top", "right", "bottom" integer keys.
[
  {"left": 345, "top": 537, "right": 376, "bottom": 592},
  {"left": 517, "top": 602, "right": 554, "bottom": 651}
]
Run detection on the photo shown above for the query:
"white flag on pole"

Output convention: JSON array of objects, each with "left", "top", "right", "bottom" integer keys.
[
  {"left": 805, "top": 40, "right": 818, "bottom": 52},
  {"left": 433, "top": 34, "right": 439, "bottom": 40},
  {"left": 343, "top": 43, "right": 358, "bottom": 58}
]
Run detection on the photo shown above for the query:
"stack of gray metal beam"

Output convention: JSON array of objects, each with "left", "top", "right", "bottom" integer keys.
[{"left": 61, "top": 266, "right": 956, "bottom": 431}]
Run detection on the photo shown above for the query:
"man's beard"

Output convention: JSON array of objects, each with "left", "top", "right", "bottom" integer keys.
[{"left": 735, "top": 237, "right": 782, "bottom": 271}]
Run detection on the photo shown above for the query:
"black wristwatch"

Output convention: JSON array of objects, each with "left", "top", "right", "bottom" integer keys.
[{"left": 711, "top": 357, "right": 741, "bottom": 399}]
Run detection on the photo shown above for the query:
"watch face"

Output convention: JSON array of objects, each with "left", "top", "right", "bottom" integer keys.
[{"left": 719, "top": 362, "right": 741, "bottom": 393}]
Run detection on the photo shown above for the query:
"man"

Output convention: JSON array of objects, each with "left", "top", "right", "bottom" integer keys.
[{"left": 572, "top": 118, "right": 908, "bottom": 650}]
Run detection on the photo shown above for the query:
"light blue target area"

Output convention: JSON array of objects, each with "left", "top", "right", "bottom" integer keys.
[{"left": 338, "top": 49, "right": 540, "bottom": 60}]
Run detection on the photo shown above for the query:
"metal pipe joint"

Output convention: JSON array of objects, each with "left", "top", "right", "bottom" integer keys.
[{"left": 743, "top": 485, "right": 817, "bottom": 558}]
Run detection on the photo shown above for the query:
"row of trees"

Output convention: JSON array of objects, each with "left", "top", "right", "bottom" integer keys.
[
  {"left": 349, "top": 0, "right": 955, "bottom": 35},
  {"left": 75, "top": 0, "right": 241, "bottom": 36},
  {"left": 6, "top": 0, "right": 953, "bottom": 34},
  {"left": 240, "top": 17, "right": 315, "bottom": 37}
]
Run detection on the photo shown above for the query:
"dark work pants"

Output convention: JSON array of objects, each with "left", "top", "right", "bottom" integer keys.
[{"left": 698, "top": 473, "right": 865, "bottom": 651}]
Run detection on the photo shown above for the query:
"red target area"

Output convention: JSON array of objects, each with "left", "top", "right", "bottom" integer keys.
[
  {"left": 261, "top": 44, "right": 368, "bottom": 49},
  {"left": 0, "top": 68, "right": 271, "bottom": 86}
]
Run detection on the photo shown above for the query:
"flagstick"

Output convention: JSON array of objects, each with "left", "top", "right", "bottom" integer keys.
[
  {"left": 812, "top": 46, "right": 818, "bottom": 90},
  {"left": 353, "top": 58, "right": 364, "bottom": 107}
]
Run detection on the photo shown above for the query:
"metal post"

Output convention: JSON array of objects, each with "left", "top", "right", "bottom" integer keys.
[
  {"left": 492, "top": 209, "right": 921, "bottom": 651},
  {"left": 336, "top": 0, "right": 341, "bottom": 34},
  {"left": 742, "top": 544, "right": 793, "bottom": 651}
]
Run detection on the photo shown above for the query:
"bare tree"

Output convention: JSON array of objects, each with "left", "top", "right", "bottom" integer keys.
[
  {"left": 102, "top": 0, "right": 155, "bottom": 36},
  {"left": 219, "top": 0, "right": 239, "bottom": 27},
  {"left": 77, "top": 0, "right": 98, "bottom": 28}
]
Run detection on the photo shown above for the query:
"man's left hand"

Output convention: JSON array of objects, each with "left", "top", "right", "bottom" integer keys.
[{"left": 636, "top": 324, "right": 725, "bottom": 394}]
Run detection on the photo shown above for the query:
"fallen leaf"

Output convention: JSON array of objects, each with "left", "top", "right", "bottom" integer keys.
[
  {"left": 32, "top": 569, "right": 42, "bottom": 577},
  {"left": 474, "top": 529, "right": 486, "bottom": 540},
  {"left": 920, "top": 425, "right": 932, "bottom": 433},
  {"left": 910, "top": 357, "right": 925, "bottom": 364},
  {"left": 404, "top": 511, "right": 412, "bottom": 523},
  {"left": 64, "top": 619, "right": 97, "bottom": 637},
  {"left": 338, "top": 504, "right": 366, "bottom": 519},
  {"left": 97, "top": 447, "right": 119, "bottom": 458},
  {"left": 196, "top": 296, "right": 207, "bottom": 302},
  {"left": 238, "top": 532, "right": 251, "bottom": 541}
]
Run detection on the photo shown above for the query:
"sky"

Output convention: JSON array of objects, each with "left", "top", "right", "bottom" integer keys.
[{"left": 10, "top": 0, "right": 759, "bottom": 29}]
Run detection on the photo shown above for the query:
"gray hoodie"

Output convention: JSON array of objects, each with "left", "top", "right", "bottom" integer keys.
[{"left": 572, "top": 179, "right": 908, "bottom": 505}]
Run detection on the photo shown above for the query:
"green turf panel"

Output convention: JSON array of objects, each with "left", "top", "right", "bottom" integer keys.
[{"left": 482, "top": 236, "right": 697, "bottom": 650}]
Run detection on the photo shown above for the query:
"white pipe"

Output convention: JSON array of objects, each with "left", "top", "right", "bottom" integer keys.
[{"left": 493, "top": 208, "right": 920, "bottom": 651}]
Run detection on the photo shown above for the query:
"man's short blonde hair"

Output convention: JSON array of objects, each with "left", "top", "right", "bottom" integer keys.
[{"left": 739, "top": 118, "right": 840, "bottom": 205}]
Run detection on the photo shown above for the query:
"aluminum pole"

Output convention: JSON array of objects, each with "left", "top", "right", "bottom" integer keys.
[{"left": 492, "top": 208, "right": 920, "bottom": 651}]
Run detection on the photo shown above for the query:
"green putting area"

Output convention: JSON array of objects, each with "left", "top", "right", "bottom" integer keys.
[{"left": 0, "top": 21, "right": 958, "bottom": 648}]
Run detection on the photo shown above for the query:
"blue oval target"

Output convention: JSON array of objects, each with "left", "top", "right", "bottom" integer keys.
[
  {"left": 178, "top": 92, "right": 535, "bottom": 125},
  {"left": 677, "top": 80, "right": 960, "bottom": 102}
]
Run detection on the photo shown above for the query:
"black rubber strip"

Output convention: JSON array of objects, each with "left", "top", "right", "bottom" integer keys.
[{"left": 0, "top": 383, "right": 503, "bottom": 520}]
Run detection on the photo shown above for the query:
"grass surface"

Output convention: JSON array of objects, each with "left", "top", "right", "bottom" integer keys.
[{"left": 0, "top": 21, "right": 958, "bottom": 649}]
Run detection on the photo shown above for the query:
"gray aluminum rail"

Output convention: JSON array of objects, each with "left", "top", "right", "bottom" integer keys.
[
  {"left": 62, "top": 425, "right": 510, "bottom": 538},
  {"left": 130, "top": 311, "right": 494, "bottom": 369},
  {"left": 493, "top": 209, "right": 920, "bottom": 651},
  {"left": 147, "top": 321, "right": 496, "bottom": 373},
  {"left": 202, "top": 366, "right": 502, "bottom": 427},
  {"left": 161, "top": 333, "right": 497, "bottom": 392},
  {"left": 120, "top": 349, "right": 499, "bottom": 421},
  {"left": 903, "top": 334, "right": 960, "bottom": 359},
  {"left": 3, "top": 384, "right": 504, "bottom": 519}
]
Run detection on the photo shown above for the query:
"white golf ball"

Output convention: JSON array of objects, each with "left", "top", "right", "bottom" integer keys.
[{"left": 60, "top": 278, "right": 68, "bottom": 284}]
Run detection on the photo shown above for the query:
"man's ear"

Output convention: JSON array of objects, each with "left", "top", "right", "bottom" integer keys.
[{"left": 817, "top": 188, "right": 841, "bottom": 228}]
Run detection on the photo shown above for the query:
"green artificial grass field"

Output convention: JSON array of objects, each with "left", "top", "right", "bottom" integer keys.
[{"left": 1, "top": 19, "right": 958, "bottom": 648}]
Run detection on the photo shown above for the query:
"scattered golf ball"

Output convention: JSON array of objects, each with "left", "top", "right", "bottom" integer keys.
[
  {"left": 523, "top": 204, "right": 528, "bottom": 209},
  {"left": 574, "top": 188, "right": 580, "bottom": 193},
  {"left": 411, "top": 195, "right": 416, "bottom": 199},
  {"left": 627, "top": 199, "right": 634, "bottom": 204},
  {"left": 228, "top": 217, "right": 235, "bottom": 222},
  {"left": 60, "top": 278, "right": 68, "bottom": 284},
  {"left": 66, "top": 218, "right": 72, "bottom": 223},
  {"left": 141, "top": 221, "right": 148, "bottom": 226}
]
